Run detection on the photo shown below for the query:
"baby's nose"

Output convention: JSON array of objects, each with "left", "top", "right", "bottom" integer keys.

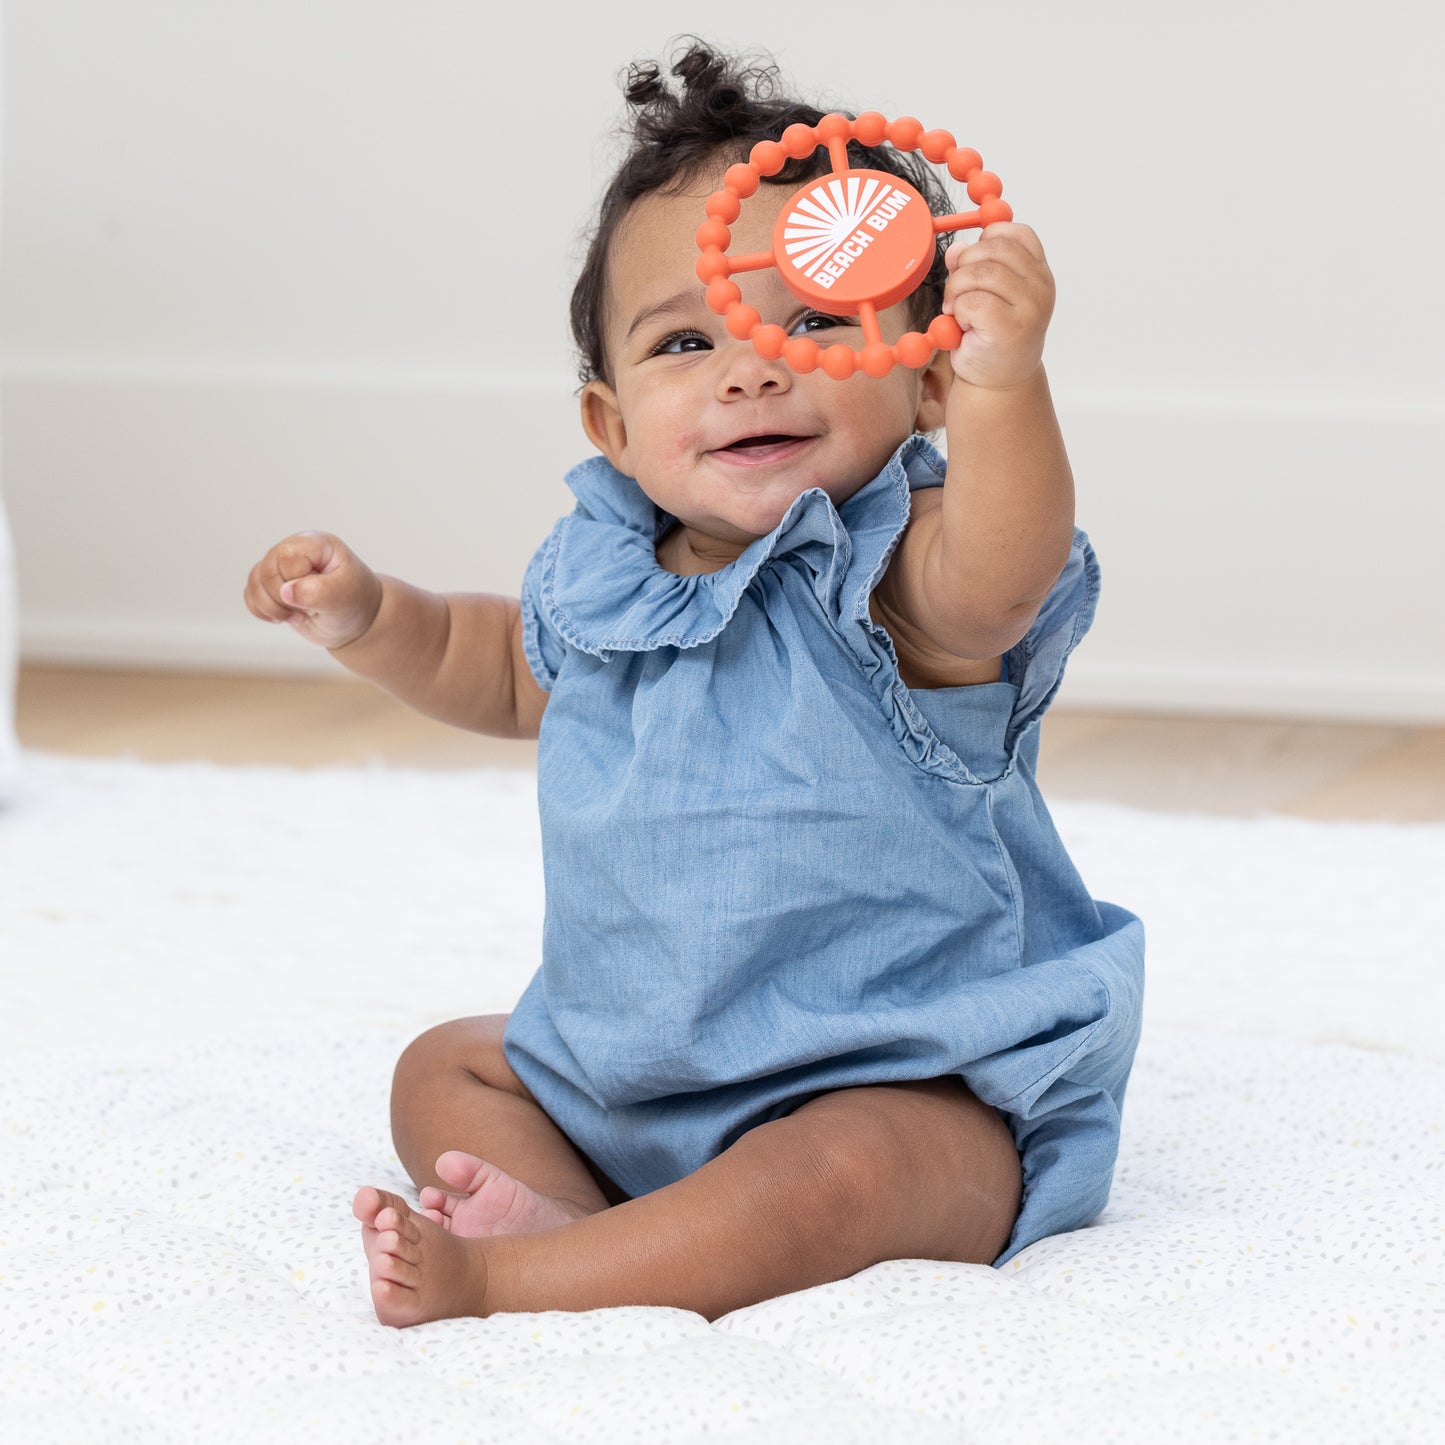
[{"left": 718, "top": 344, "right": 792, "bottom": 399}]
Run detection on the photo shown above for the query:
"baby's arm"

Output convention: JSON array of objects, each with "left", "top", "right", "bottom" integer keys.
[
  {"left": 243, "top": 531, "right": 547, "bottom": 738},
  {"left": 892, "top": 224, "right": 1076, "bottom": 661}
]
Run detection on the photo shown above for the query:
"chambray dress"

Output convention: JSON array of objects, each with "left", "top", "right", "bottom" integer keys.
[{"left": 502, "top": 433, "right": 1145, "bottom": 1266}]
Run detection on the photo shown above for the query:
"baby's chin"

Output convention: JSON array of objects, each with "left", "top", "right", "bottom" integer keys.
[
  {"left": 638, "top": 450, "right": 875, "bottom": 537},
  {"left": 732, "top": 471, "right": 879, "bottom": 534}
]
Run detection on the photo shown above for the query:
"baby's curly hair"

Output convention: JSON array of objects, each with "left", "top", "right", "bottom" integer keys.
[{"left": 570, "top": 38, "right": 955, "bottom": 389}]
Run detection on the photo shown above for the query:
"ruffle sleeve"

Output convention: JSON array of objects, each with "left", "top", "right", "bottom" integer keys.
[
  {"left": 829, "top": 436, "right": 996, "bottom": 783},
  {"left": 518, "top": 524, "right": 568, "bottom": 692},
  {"left": 830, "top": 435, "right": 1100, "bottom": 783},
  {"left": 1001, "top": 530, "right": 1100, "bottom": 754}
]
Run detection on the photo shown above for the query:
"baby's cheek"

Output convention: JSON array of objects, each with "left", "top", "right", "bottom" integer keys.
[
  {"left": 677, "top": 441, "right": 708, "bottom": 472},
  {"left": 657, "top": 426, "right": 706, "bottom": 469}
]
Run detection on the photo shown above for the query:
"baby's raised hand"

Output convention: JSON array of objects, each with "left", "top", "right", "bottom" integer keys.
[
  {"left": 244, "top": 531, "right": 383, "bottom": 651},
  {"left": 941, "top": 223, "right": 1055, "bottom": 390}
]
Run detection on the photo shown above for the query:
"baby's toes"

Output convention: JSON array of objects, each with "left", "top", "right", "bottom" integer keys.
[
  {"left": 435, "top": 1150, "right": 489, "bottom": 1192},
  {"left": 353, "top": 1185, "right": 386, "bottom": 1228},
  {"left": 375, "top": 1220, "right": 424, "bottom": 1275},
  {"left": 372, "top": 1208, "right": 419, "bottom": 1254},
  {"left": 374, "top": 1199, "right": 421, "bottom": 1246},
  {"left": 372, "top": 1231, "right": 423, "bottom": 1286},
  {"left": 417, "top": 1185, "right": 457, "bottom": 1229}
]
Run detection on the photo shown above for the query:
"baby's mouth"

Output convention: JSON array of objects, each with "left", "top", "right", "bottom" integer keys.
[
  {"left": 726, "top": 433, "right": 799, "bottom": 449},
  {"left": 712, "top": 434, "right": 814, "bottom": 463}
]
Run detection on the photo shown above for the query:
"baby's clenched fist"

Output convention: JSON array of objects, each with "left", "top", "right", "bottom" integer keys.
[
  {"left": 942, "top": 222, "right": 1055, "bottom": 390},
  {"left": 244, "top": 531, "right": 384, "bottom": 651}
]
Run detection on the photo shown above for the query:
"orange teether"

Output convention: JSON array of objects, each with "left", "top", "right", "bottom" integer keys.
[{"left": 698, "top": 113, "right": 1012, "bottom": 378}]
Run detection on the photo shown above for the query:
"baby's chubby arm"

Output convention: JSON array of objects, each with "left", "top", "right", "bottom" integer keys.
[
  {"left": 889, "top": 223, "right": 1077, "bottom": 662},
  {"left": 243, "top": 532, "right": 547, "bottom": 738}
]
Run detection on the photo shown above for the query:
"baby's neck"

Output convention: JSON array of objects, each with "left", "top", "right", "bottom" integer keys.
[{"left": 654, "top": 522, "right": 747, "bottom": 577}]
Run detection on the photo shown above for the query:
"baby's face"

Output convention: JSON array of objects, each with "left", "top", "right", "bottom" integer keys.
[{"left": 581, "top": 167, "right": 950, "bottom": 568}]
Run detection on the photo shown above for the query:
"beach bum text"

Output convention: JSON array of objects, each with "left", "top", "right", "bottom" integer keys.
[{"left": 811, "top": 189, "right": 914, "bottom": 291}]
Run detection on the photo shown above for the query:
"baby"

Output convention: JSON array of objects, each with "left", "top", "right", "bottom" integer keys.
[{"left": 244, "top": 42, "right": 1145, "bottom": 1327}]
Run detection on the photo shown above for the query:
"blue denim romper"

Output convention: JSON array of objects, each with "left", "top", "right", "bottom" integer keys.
[{"left": 503, "top": 433, "right": 1145, "bottom": 1266}]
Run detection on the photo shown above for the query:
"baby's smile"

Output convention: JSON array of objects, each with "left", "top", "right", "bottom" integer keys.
[{"left": 707, "top": 433, "right": 817, "bottom": 467}]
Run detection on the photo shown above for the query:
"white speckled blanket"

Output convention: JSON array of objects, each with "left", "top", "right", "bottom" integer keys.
[{"left": 2, "top": 752, "right": 1442, "bottom": 1443}]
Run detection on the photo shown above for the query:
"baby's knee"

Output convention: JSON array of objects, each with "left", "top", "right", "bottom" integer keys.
[
  {"left": 391, "top": 1014, "right": 526, "bottom": 1102},
  {"left": 785, "top": 1078, "right": 1023, "bottom": 1264}
]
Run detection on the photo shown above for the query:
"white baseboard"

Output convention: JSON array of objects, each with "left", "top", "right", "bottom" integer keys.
[
  {"left": 19, "top": 617, "right": 348, "bottom": 678},
  {"left": 1061, "top": 658, "right": 1445, "bottom": 725},
  {"left": 20, "top": 617, "right": 1445, "bottom": 724}
]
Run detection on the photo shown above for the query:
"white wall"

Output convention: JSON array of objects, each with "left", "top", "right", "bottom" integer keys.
[
  {"left": 3, "top": 0, "right": 1442, "bottom": 720},
  {"left": 0, "top": 3, "right": 20, "bottom": 793}
]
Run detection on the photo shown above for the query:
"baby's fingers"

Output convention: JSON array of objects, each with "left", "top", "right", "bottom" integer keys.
[
  {"left": 244, "top": 558, "right": 298, "bottom": 623},
  {"left": 260, "top": 534, "right": 338, "bottom": 595},
  {"left": 247, "top": 532, "right": 338, "bottom": 614},
  {"left": 269, "top": 531, "right": 341, "bottom": 589},
  {"left": 277, "top": 574, "right": 320, "bottom": 612},
  {"left": 945, "top": 223, "right": 1046, "bottom": 267},
  {"left": 276, "top": 565, "right": 365, "bottom": 624},
  {"left": 244, "top": 530, "right": 379, "bottom": 649}
]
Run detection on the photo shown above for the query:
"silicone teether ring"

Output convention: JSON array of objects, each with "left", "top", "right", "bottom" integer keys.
[{"left": 696, "top": 113, "right": 1011, "bottom": 378}]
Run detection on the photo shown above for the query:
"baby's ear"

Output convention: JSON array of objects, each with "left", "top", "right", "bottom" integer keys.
[
  {"left": 580, "top": 380, "right": 628, "bottom": 467},
  {"left": 913, "top": 350, "right": 953, "bottom": 433}
]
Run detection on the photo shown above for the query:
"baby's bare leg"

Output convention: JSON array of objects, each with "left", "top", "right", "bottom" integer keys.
[
  {"left": 389, "top": 1014, "right": 627, "bottom": 1215},
  {"left": 358, "top": 1072, "right": 1021, "bottom": 1326},
  {"left": 474, "top": 1073, "right": 1022, "bottom": 1320}
]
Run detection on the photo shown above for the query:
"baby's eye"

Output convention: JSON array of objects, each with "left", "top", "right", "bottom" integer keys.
[
  {"left": 650, "top": 330, "right": 712, "bottom": 356},
  {"left": 792, "top": 311, "right": 853, "bottom": 335}
]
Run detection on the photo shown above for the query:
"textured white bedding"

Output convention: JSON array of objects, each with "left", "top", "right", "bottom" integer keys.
[{"left": 2, "top": 752, "right": 1442, "bottom": 1442}]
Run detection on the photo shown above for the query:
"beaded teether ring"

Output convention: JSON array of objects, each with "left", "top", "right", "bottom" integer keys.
[{"left": 695, "top": 112, "right": 1011, "bottom": 378}]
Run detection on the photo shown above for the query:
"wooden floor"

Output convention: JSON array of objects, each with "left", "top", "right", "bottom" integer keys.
[{"left": 15, "top": 664, "right": 1445, "bottom": 822}]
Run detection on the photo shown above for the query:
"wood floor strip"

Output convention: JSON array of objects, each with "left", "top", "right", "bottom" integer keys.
[{"left": 14, "top": 666, "right": 1445, "bottom": 821}]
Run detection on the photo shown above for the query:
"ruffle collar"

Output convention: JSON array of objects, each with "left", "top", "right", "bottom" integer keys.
[{"left": 537, "top": 434, "right": 946, "bottom": 659}]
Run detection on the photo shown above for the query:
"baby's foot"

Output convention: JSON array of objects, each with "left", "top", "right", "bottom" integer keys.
[
  {"left": 416, "top": 1150, "right": 594, "bottom": 1238},
  {"left": 353, "top": 1185, "right": 490, "bottom": 1326}
]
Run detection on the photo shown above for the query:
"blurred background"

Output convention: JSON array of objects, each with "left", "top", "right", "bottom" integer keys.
[{"left": 2, "top": 0, "right": 1442, "bottom": 817}]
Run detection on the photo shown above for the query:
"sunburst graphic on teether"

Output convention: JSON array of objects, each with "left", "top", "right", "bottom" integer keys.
[
  {"left": 777, "top": 171, "right": 934, "bottom": 312},
  {"left": 782, "top": 176, "right": 908, "bottom": 272},
  {"left": 697, "top": 112, "right": 1011, "bottom": 379},
  {"left": 783, "top": 177, "right": 894, "bottom": 271}
]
